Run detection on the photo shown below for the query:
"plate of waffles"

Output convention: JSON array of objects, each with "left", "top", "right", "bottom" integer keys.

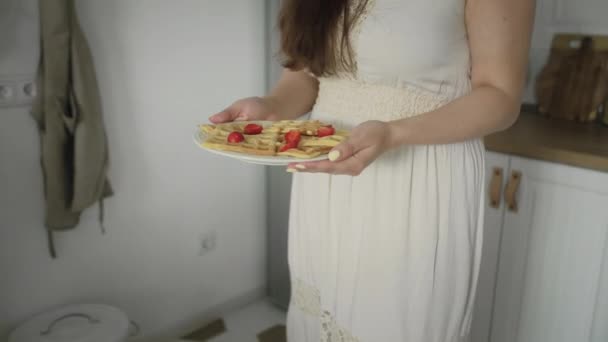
[{"left": 194, "top": 120, "right": 349, "bottom": 166}]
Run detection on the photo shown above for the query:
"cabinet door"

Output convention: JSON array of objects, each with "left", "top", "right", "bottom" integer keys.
[
  {"left": 491, "top": 156, "right": 608, "bottom": 342},
  {"left": 471, "top": 152, "right": 510, "bottom": 342}
]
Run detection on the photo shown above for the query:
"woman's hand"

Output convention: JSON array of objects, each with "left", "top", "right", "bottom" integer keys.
[
  {"left": 209, "top": 96, "right": 281, "bottom": 123},
  {"left": 287, "top": 120, "right": 396, "bottom": 176}
]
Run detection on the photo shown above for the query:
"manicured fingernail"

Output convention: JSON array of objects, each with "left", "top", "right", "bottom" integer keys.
[
  {"left": 286, "top": 168, "right": 297, "bottom": 173},
  {"left": 295, "top": 164, "right": 306, "bottom": 170},
  {"left": 328, "top": 150, "right": 340, "bottom": 161}
]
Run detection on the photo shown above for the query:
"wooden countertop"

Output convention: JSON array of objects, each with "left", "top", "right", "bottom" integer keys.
[{"left": 484, "top": 112, "right": 608, "bottom": 173}]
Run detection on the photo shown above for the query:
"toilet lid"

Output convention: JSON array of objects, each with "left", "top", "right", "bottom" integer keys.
[{"left": 9, "top": 304, "right": 130, "bottom": 342}]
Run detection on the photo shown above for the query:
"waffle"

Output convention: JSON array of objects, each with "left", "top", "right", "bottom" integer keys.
[
  {"left": 199, "top": 120, "right": 349, "bottom": 159},
  {"left": 199, "top": 122, "right": 277, "bottom": 140},
  {"left": 202, "top": 134, "right": 278, "bottom": 156},
  {"left": 299, "top": 134, "right": 347, "bottom": 147},
  {"left": 266, "top": 120, "right": 328, "bottom": 136}
]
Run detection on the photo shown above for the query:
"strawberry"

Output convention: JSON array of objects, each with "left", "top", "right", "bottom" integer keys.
[
  {"left": 284, "top": 130, "right": 301, "bottom": 144},
  {"left": 317, "top": 125, "right": 335, "bottom": 137},
  {"left": 279, "top": 141, "right": 298, "bottom": 152},
  {"left": 227, "top": 132, "right": 245, "bottom": 143},
  {"left": 243, "top": 123, "right": 263, "bottom": 135}
]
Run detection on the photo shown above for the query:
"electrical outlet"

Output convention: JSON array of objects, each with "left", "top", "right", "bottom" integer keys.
[
  {"left": 0, "top": 75, "right": 37, "bottom": 108},
  {"left": 0, "top": 81, "right": 16, "bottom": 108},
  {"left": 15, "top": 77, "right": 37, "bottom": 106},
  {"left": 199, "top": 230, "right": 218, "bottom": 256}
]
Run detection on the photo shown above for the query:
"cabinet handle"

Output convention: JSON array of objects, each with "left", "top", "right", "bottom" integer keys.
[
  {"left": 504, "top": 170, "right": 522, "bottom": 212},
  {"left": 489, "top": 167, "right": 504, "bottom": 208}
]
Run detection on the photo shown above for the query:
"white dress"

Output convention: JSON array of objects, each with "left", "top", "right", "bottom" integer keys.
[{"left": 286, "top": 1, "right": 485, "bottom": 342}]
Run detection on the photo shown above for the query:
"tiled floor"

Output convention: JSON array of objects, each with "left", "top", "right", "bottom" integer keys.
[{"left": 175, "top": 298, "right": 287, "bottom": 342}]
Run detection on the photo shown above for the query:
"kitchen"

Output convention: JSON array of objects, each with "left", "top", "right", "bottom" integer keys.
[{"left": 1, "top": 1, "right": 607, "bottom": 342}]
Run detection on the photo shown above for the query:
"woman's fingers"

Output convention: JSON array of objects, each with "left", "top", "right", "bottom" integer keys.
[
  {"left": 287, "top": 134, "right": 366, "bottom": 175},
  {"left": 286, "top": 120, "right": 391, "bottom": 176},
  {"left": 288, "top": 146, "right": 372, "bottom": 176},
  {"left": 327, "top": 137, "right": 359, "bottom": 162},
  {"left": 288, "top": 156, "right": 363, "bottom": 176},
  {"left": 209, "top": 109, "right": 235, "bottom": 123}
]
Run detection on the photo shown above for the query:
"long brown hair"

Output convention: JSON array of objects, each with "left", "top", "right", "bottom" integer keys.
[{"left": 278, "top": 0, "right": 370, "bottom": 77}]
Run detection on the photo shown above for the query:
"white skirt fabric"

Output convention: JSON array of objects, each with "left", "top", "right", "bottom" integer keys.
[{"left": 286, "top": 78, "right": 486, "bottom": 342}]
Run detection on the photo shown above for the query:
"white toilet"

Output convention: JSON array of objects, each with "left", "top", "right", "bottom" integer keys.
[{"left": 8, "top": 304, "right": 131, "bottom": 342}]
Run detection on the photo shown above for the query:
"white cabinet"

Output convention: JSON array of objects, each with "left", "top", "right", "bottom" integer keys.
[{"left": 473, "top": 152, "right": 608, "bottom": 342}]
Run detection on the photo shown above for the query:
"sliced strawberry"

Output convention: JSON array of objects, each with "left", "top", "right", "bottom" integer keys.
[
  {"left": 317, "top": 126, "right": 335, "bottom": 137},
  {"left": 227, "top": 132, "right": 245, "bottom": 143},
  {"left": 279, "top": 141, "right": 298, "bottom": 152},
  {"left": 284, "top": 130, "right": 301, "bottom": 144},
  {"left": 243, "top": 123, "right": 263, "bottom": 135}
]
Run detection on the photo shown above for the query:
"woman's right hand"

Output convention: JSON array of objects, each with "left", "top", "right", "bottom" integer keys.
[{"left": 209, "top": 96, "right": 281, "bottom": 123}]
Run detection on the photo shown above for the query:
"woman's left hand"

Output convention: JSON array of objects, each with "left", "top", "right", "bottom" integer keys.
[{"left": 287, "top": 120, "right": 396, "bottom": 176}]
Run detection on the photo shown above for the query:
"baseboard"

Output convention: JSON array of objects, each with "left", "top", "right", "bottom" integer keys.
[{"left": 138, "top": 286, "right": 267, "bottom": 342}]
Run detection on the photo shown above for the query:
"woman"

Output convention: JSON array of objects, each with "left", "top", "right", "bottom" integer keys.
[{"left": 211, "top": 0, "right": 534, "bottom": 341}]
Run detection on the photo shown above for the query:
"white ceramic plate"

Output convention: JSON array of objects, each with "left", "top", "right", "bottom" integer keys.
[{"left": 193, "top": 121, "right": 329, "bottom": 166}]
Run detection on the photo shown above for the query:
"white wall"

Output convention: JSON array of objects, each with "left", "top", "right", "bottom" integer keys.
[
  {"left": 524, "top": 0, "right": 608, "bottom": 103},
  {"left": 0, "top": 1, "right": 268, "bottom": 340}
]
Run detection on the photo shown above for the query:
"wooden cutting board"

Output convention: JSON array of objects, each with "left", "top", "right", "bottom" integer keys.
[{"left": 536, "top": 34, "right": 608, "bottom": 122}]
